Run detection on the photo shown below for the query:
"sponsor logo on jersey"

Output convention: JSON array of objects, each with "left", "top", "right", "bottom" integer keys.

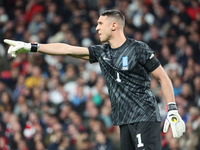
[
  {"left": 103, "top": 56, "right": 111, "bottom": 61},
  {"left": 171, "top": 116, "right": 178, "bottom": 122},
  {"left": 122, "top": 56, "right": 128, "bottom": 70}
]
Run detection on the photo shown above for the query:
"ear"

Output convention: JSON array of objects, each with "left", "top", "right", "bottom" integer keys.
[{"left": 111, "top": 22, "right": 117, "bottom": 31}]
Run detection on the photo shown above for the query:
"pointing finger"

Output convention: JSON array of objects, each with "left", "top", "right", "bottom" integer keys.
[{"left": 4, "top": 39, "right": 19, "bottom": 46}]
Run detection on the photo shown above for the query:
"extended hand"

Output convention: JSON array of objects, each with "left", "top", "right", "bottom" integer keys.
[
  {"left": 4, "top": 39, "right": 39, "bottom": 58},
  {"left": 163, "top": 104, "right": 185, "bottom": 138},
  {"left": 4, "top": 39, "right": 31, "bottom": 58}
]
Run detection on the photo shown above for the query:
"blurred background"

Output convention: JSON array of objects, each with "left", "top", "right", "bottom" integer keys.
[{"left": 0, "top": 0, "right": 200, "bottom": 150}]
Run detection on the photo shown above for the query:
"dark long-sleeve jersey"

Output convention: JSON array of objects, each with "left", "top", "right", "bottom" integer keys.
[{"left": 88, "top": 38, "right": 161, "bottom": 125}]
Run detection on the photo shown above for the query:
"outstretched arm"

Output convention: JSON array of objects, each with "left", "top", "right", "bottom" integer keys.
[
  {"left": 4, "top": 39, "right": 90, "bottom": 60},
  {"left": 39, "top": 43, "right": 90, "bottom": 60}
]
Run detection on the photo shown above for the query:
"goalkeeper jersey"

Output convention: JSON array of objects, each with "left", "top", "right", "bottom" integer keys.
[{"left": 88, "top": 38, "right": 161, "bottom": 125}]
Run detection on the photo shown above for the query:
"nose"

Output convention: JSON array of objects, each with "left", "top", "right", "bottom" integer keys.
[{"left": 96, "top": 25, "right": 99, "bottom": 31}]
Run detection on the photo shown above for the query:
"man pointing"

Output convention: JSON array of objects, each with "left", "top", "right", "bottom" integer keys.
[{"left": 4, "top": 10, "right": 185, "bottom": 150}]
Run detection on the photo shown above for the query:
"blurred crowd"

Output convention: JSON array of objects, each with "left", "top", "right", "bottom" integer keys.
[{"left": 0, "top": 0, "right": 200, "bottom": 150}]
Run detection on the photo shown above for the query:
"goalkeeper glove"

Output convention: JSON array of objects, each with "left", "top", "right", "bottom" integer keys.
[
  {"left": 4, "top": 39, "right": 39, "bottom": 58},
  {"left": 163, "top": 102, "right": 185, "bottom": 138}
]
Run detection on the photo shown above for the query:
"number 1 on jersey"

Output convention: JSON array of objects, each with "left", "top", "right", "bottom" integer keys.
[
  {"left": 116, "top": 72, "right": 121, "bottom": 82},
  {"left": 136, "top": 133, "right": 144, "bottom": 147}
]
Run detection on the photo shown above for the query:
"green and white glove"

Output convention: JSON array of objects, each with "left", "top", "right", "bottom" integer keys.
[
  {"left": 163, "top": 102, "right": 186, "bottom": 138},
  {"left": 4, "top": 39, "right": 39, "bottom": 58}
]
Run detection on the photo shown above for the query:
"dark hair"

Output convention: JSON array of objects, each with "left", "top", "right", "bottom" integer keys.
[{"left": 101, "top": 10, "right": 125, "bottom": 28}]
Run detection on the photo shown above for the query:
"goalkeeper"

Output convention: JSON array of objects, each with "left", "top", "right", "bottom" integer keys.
[{"left": 4, "top": 10, "right": 185, "bottom": 150}]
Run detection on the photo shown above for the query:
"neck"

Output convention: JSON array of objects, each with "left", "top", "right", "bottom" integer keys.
[{"left": 108, "top": 31, "right": 126, "bottom": 49}]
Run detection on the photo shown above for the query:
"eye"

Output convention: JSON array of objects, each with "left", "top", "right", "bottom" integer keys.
[{"left": 98, "top": 22, "right": 102, "bottom": 25}]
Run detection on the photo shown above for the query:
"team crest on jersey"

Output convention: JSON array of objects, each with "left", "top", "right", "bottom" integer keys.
[{"left": 122, "top": 56, "right": 128, "bottom": 70}]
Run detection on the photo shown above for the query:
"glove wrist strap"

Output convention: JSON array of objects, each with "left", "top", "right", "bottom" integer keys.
[
  {"left": 30, "top": 42, "right": 39, "bottom": 52},
  {"left": 165, "top": 102, "right": 177, "bottom": 112}
]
